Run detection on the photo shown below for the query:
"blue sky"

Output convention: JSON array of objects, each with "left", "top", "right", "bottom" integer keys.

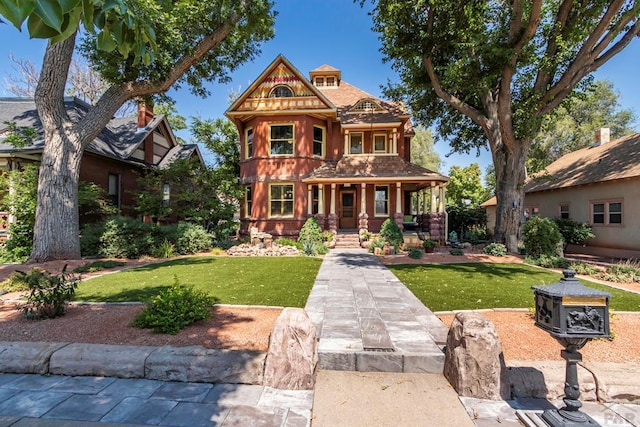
[{"left": 1, "top": 0, "right": 639, "bottom": 175}]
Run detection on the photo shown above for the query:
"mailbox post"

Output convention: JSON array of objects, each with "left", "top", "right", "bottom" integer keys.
[{"left": 532, "top": 269, "right": 611, "bottom": 427}]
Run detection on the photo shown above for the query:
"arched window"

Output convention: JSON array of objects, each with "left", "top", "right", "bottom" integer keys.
[
  {"left": 352, "top": 100, "right": 382, "bottom": 112},
  {"left": 269, "top": 85, "right": 294, "bottom": 98}
]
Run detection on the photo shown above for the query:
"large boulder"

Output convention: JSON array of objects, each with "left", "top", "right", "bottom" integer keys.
[
  {"left": 444, "top": 312, "right": 510, "bottom": 400},
  {"left": 263, "top": 308, "right": 318, "bottom": 390}
]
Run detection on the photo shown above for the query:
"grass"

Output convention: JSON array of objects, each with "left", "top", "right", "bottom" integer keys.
[
  {"left": 388, "top": 263, "right": 640, "bottom": 312},
  {"left": 75, "top": 256, "right": 322, "bottom": 307}
]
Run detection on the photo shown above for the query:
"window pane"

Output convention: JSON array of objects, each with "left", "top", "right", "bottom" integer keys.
[
  {"left": 593, "top": 203, "right": 604, "bottom": 214},
  {"left": 271, "top": 125, "right": 293, "bottom": 140},
  {"left": 271, "top": 141, "right": 293, "bottom": 155},
  {"left": 350, "top": 134, "right": 363, "bottom": 154},
  {"left": 271, "top": 185, "right": 281, "bottom": 199},
  {"left": 609, "top": 214, "right": 622, "bottom": 224},
  {"left": 246, "top": 129, "right": 253, "bottom": 158},
  {"left": 283, "top": 201, "right": 293, "bottom": 216},
  {"left": 609, "top": 202, "right": 621, "bottom": 213},
  {"left": 313, "top": 126, "right": 323, "bottom": 156},
  {"left": 271, "top": 201, "right": 281, "bottom": 215},
  {"left": 374, "top": 135, "right": 386, "bottom": 152},
  {"left": 375, "top": 187, "right": 388, "bottom": 216}
]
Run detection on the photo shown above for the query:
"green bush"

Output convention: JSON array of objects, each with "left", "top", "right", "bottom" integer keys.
[
  {"left": 322, "top": 231, "right": 334, "bottom": 243},
  {"left": 79, "top": 222, "right": 106, "bottom": 257},
  {"left": 212, "top": 239, "right": 237, "bottom": 250},
  {"left": 133, "top": 276, "right": 218, "bottom": 334},
  {"left": 408, "top": 248, "right": 423, "bottom": 259},
  {"left": 483, "top": 242, "right": 507, "bottom": 257},
  {"left": 99, "top": 216, "right": 160, "bottom": 259},
  {"left": 316, "top": 244, "right": 329, "bottom": 255},
  {"left": 298, "top": 218, "right": 323, "bottom": 246},
  {"left": 300, "top": 240, "right": 317, "bottom": 256},
  {"left": 524, "top": 254, "right": 570, "bottom": 269},
  {"left": 553, "top": 218, "right": 595, "bottom": 247},
  {"left": 569, "top": 261, "right": 602, "bottom": 276},
  {"left": 423, "top": 239, "right": 438, "bottom": 249},
  {"left": 522, "top": 217, "right": 563, "bottom": 258},
  {"left": 18, "top": 267, "right": 80, "bottom": 319},
  {"left": 368, "top": 236, "right": 384, "bottom": 253},
  {"left": 167, "top": 223, "right": 213, "bottom": 255},
  {"left": 0, "top": 271, "right": 31, "bottom": 292},
  {"left": 73, "top": 260, "right": 126, "bottom": 274},
  {"left": 600, "top": 261, "right": 640, "bottom": 284},
  {"left": 152, "top": 239, "right": 176, "bottom": 258},
  {"left": 379, "top": 218, "right": 404, "bottom": 249},
  {"left": 274, "top": 238, "right": 298, "bottom": 247},
  {"left": 449, "top": 248, "right": 464, "bottom": 256}
]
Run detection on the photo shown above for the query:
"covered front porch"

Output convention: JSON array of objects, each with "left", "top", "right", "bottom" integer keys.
[{"left": 302, "top": 155, "right": 449, "bottom": 243}]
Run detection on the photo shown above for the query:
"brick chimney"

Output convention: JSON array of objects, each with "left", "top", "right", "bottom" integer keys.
[
  {"left": 594, "top": 127, "right": 610, "bottom": 146},
  {"left": 137, "top": 102, "right": 154, "bottom": 128}
]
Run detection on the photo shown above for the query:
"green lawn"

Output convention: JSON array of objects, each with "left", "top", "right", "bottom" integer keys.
[
  {"left": 75, "top": 256, "right": 322, "bottom": 307},
  {"left": 388, "top": 263, "right": 640, "bottom": 312}
]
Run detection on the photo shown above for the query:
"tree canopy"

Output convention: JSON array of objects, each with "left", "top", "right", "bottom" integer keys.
[
  {"left": 410, "top": 125, "right": 442, "bottom": 172},
  {"left": 445, "top": 163, "right": 489, "bottom": 208},
  {"left": 368, "top": 0, "right": 640, "bottom": 250}
]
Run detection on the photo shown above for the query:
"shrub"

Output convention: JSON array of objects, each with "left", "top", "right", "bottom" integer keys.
[
  {"left": 18, "top": 267, "right": 80, "bottom": 319},
  {"left": 408, "top": 248, "right": 423, "bottom": 259},
  {"left": 599, "top": 261, "right": 640, "bottom": 284},
  {"left": 483, "top": 242, "right": 507, "bottom": 257},
  {"left": 298, "top": 218, "right": 324, "bottom": 246},
  {"left": 300, "top": 240, "right": 318, "bottom": 256},
  {"left": 212, "top": 239, "right": 237, "bottom": 250},
  {"left": 553, "top": 218, "right": 595, "bottom": 247},
  {"left": 168, "top": 223, "right": 213, "bottom": 255},
  {"left": 274, "top": 238, "right": 298, "bottom": 247},
  {"left": 153, "top": 239, "right": 176, "bottom": 258},
  {"left": 522, "top": 217, "right": 563, "bottom": 258},
  {"left": 316, "top": 244, "right": 329, "bottom": 255},
  {"left": 423, "top": 239, "right": 438, "bottom": 249},
  {"left": 79, "top": 222, "right": 106, "bottom": 257},
  {"left": 99, "top": 216, "right": 160, "bottom": 259},
  {"left": 449, "top": 248, "right": 464, "bottom": 256},
  {"left": 524, "top": 254, "right": 570, "bottom": 269},
  {"left": 569, "top": 261, "right": 602, "bottom": 277},
  {"left": 322, "top": 231, "right": 334, "bottom": 243},
  {"left": 368, "top": 236, "right": 384, "bottom": 253},
  {"left": 133, "top": 276, "right": 217, "bottom": 334},
  {"left": 73, "top": 260, "right": 126, "bottom": 274},
  {"left": 0, "top": 271, "right": 30, "bottom": 292},
  {"left": 379, "top": 218, "right": 404, "bottom": 248}
]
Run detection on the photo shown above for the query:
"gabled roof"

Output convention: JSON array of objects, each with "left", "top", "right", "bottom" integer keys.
[
  {"left": 226, "top": 55, "right": 336, "bottom": 120},
  {"left": 0, "top": 97, "right": 194, "bottom": 169},
  {"left": 525, "top": 132, "right": 640, "bottom": 193},
  {"left": 303, "top": 155, "right": 448, "bottom": 184}
]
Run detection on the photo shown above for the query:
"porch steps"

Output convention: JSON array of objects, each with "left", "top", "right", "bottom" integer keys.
[{"left": 334, "top": 232, "right": 361, "bottom": 249}]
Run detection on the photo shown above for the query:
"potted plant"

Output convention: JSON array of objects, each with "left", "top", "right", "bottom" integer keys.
[{"left": 423, "top": 239, "right": 438, "bottom": 253}]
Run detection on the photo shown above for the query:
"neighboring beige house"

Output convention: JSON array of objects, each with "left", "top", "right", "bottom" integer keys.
[{"left": 482, "top": 129, "right": 640, "bottom": 259}]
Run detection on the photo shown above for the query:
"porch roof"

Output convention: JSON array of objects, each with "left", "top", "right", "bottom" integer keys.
[{"left": 302, "top": 155, "right": 449, "bottom": 184}]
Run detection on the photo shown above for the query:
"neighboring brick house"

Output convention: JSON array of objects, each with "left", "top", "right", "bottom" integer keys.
[
  {"left": 226, "top": 55, "right": 449, "bottom": 239},
  {"left": 482, "top": 129, "right": 640, "bottom": 259},
  {"left": 0, "top": 97, "right": 202, "bottom": 236}
]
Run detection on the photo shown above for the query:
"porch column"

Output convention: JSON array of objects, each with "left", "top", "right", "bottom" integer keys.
[
  {"left": 328, "top": 183, "right": 338, "bottom": 232},
  {"left": 392, "top": 129, "right": 398, "bottom": 154},
  {"left": 430, "top": 182, "right": 437, "bottom": 213},
  {"left": 359, "top": 183, "right": 368, "bottom": 231},
  {"left": 422, "top": 189, "right": 429, "bottom": 214},
  {"left": 307, "top": 185, "right": 313, "bottom": 215},
  {"left": 343, "top": 131, "right": 349, "bottom": 155},
  {"left": 439, "top": 185, "right": 446, "bottom": 213},
  {"left": 318, "top": 184, "right": 324, "bottom": 213},
  {"left": 394, "top": 182, "right": 403, "bottom": 230}
]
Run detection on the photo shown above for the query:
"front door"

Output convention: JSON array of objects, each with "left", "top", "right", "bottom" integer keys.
[{"left": 340, "top": 190, "right": 357, "bottom": 229}]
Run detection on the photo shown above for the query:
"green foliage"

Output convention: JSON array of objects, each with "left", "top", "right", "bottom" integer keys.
[
  {"left": 359, "top": 230, "right": 372, "bottom": 242},
  {"left": 322, "top": 231, "right": 334, "bottom": 243},
  {"left": 528, "top": 80, "right": 637, "bottom": 173},
  {"left": 274, "top": 238, "right": 298, "bottom": 247},
  {"left": 316, "top": 244, "right": 329, "bottom": 255},
  {"left": 368, "top": 236, "right": 385, "bottom": 253},
  {"left": 410, "top": 126, "right": 442, "bottom": 171},
  {"left": 423, "top": 239, "right": 438, "bottom": 249},
  {"left": 446, "top": 164, "right": 490, "bottom": 207},
  {"left": 1, "top": 121, "right": 38, "bottom": 148},
  {"left": 211, "top": 239, "right": 237, "bottom": 250},
  {"left": 553, "top": 218, "right": 595, "bottom": 247},
  {"left": 72, "top": 260, "right": 126, "bottom": 274},
  {"left": 522, "top": 217, "right": 563, "bottom": 258},
  {"left": 570, "top": 261, "right": 602, "bottom": 277},
  {"left": 379, "top": 218, "right": 404, "bottom": 249},
  {"left": 78, "top": 181, "right": 117, "bottom": 226},
  {"left": 449, "top": 248, "right": 464, "bottom": 256},
  {"left": 98, "top": 216, "right": 160, "bottom": 259},
  {"left": 163, "top": 223, "right": 212, "bottom": 255},
  {"left": 446, "top": 205, "right": 487, "bottom": 242},
  {"left": 18, "top": 267, "right": 80, "bottom": 319},
  {"left": 300, "top": 240, "right": 318, "bottom": 257},
  {"left": 483, "top": 243, "right": 507, "bottom": 257},
  {"left": 152, "top": 239, "right": 175, "bottom": 259},
  {"left": 524, "top": 255, "right": 571, "bottom": 269},
  {"left": 408, "top": 248, "right": 423, "bottom": 259},
  {"left": 298, "top": 218, "right": 323, "bottom": 247},
  {"left": 0, "top": 271, "right": 30, "bottom": 292},
  {"left": 133, "top": 276, "right": 217, "bottom": 334},
  {"left": 600, "top": 261, "right": 640, "bottom": 284}
]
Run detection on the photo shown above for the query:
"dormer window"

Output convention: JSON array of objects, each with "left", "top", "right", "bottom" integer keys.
[
  {"left": 269, "top": 85, "right": 293, "bottom": 98},
  {"left": 313, "top": 76, "right": 337, "bottom": 87},
  {"left": 352, "top": 100, "right": 382, "bottom": 112}
]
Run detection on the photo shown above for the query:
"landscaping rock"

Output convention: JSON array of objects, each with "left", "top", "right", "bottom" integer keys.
[
  {"left": 145, "top": 346, "right": 266, "bottom": 384},
  {"left": 227, "top": 243, "right": 300, "bottom": 257},
  {"left": 0, "top": 341, "right": 68, "bottom": 374},
  {"left": 444, "top": 312, "right": 510, "bottom": 400},
  {"left": 49, "top": 343, "right": 156, "bottom": 378},
  {"left": 264, "top": 308, "right": 318, "bottom": 390}
]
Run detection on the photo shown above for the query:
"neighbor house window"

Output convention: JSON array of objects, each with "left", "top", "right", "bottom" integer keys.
[
  {"left": 524, "top": 206, "right": 539, "bottom": 219},
  {"left": 108, "top": 173, "right": 120, "bottom": 208},
  {"left": 245, "top": 185, "right": 252, "bottom": 218},
  {"left": 270, "top": 184, "right": 294, "bottom": 217},
  {"left": 349, "top": 133, "right": 363, "bottom": 154},
  {"left": 245, "top": 128, "right": 253, "bottom": 159},
  {"left": 162, "top": 184, "right": 170, "bottom": 207},
  {"left": 373, "top": 134, "right": 387, "bottom": 153},
  {"left": 375, "top": 185, "right": 389, "bottom": 216},
  {"left": 313, "top": 126, "right": 325, "bottom": 157},
  {"left": 270, "top": 124, "right": 294, "bottom": 155},
  {"left": 269, "top": 85, "right": 293, "bottom": 97},
  {"left": 559, "top": 204, "right": 570, "bottom": 219},
  {"left": 591, "top": 200, "right": 623, "bottom": 225}
]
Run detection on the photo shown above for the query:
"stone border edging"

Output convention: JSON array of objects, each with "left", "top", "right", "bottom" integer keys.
[{"left": 0, "top": 341, "right": 267, "bottom": 385}]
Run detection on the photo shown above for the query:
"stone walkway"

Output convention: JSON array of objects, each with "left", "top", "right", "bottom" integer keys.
[{"left": 305, "top": 248, "right": 449, "bottom": 373}]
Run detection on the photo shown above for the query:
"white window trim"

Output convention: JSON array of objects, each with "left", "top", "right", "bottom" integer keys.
[
  {"left": 269, "top": 183, "right": 295, "bottom": 218},
  {"left": 374, "top": 185, "right": 389, "bottom": 217},
  {"left": 313, "top": 125, "right": 326, "bottom": 157},
  {"left": 373, "top": 133, "right": 388, "bottom": 153},
  {"left": 349, "top": 132, "right": 364, "bottom": 155},
  {"left": 269, "top": 123, "right": 295, "bottom": 156}
]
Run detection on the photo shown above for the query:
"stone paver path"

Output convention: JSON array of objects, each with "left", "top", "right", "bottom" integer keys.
[{"left": 305, "top": 248, "right": 449, "bottom": 373}]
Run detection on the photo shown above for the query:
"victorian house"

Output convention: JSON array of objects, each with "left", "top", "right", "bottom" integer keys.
[{"left": 226, "top": 55, "right": 449, "bottom": 241}]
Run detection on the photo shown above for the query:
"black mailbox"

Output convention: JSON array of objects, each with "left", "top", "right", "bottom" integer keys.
[{"left": 532, "top": 269, "right": 610, "bottom": 340}]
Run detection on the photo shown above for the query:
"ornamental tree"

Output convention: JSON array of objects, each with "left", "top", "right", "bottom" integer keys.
[
  {"left": 368, "top": 1, "right": 640, "bottom": 251},
  {"left": 0, "top": 0, "right": 275, "bottom": 261}
]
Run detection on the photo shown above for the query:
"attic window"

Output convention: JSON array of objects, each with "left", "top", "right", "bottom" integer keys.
[
  {"left": 269, "top": 85, "right": 294, "bottom": 98},
  {"left": 352, "top": 100, "right": 381, "bottom": 112},
  {"left": 314, "top": 76, "right": 337, "bottom": 87}
]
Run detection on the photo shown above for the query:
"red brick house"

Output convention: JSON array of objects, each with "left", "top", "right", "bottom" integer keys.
[
  {"left": 226, "top": 55, "right": 449, "bottom": 239},
  {"left": 0, "top": 97, "right": 202, "bottom": 231}
]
